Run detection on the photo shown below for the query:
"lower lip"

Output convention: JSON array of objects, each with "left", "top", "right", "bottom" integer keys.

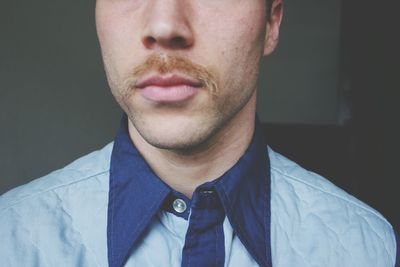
[{"left": 139, "top": 85, "right": 200, "bottom": 103}]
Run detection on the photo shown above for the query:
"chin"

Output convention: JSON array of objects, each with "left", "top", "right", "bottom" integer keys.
[
  {"left": 143, "top": 125, "right": 213, "bottom": 151},
  {"left": 147, "top": 137, "right": 205, "bottom": 151},
  {"left": 131, "top": 112, "right": 221, "bottom": 152}
]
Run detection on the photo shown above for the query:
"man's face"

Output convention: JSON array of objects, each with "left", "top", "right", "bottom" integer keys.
[{"left": 96, "top": 0, "right": 280, "bottom": 150}]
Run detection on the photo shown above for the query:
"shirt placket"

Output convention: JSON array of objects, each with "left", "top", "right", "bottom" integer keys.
[{"left": 181, "top": 190, "right": 226, "bottom": 267}]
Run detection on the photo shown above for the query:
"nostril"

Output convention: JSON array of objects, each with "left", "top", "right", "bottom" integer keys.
[
  {"left": 144, "top": 35, "right": 190, "bottom": 49},
  {"left": 170, "top": 36, "right": 187, "bottom": 48},
  {"left": 143, "top": 36, "right": 188, "bottom": 49},
  {"left": 143, "top": 36, "right": 157, "bottom": 48}
]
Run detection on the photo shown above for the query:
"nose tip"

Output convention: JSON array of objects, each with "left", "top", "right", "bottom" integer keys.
[{"left": 141, "top": 2, "right": 194, "bottom": 50}]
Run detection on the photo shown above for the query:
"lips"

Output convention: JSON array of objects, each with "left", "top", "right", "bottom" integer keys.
[{"left": 135, "top": 74, "right": 203, "bottom": 103}]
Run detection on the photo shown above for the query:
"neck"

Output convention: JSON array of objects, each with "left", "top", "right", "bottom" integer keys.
[{"left": 128, "top": 95, "right": 256, "bottom": 198}]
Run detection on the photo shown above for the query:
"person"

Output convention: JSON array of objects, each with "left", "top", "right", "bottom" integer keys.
[{"left": 0, "top": 0, "right": 398, "bottom": 266}]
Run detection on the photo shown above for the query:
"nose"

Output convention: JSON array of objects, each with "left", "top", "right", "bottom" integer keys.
[{"left": 141, "top": 0, "right": 194, "bottom": 50}]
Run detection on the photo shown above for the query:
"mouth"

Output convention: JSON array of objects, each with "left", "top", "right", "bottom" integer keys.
[{"left": 134, "top": 74, "right": 204, "bottom": 103}]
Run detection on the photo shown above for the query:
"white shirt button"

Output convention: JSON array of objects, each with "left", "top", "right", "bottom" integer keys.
[{"left": 172, "top": 198, "right": 187, "bottom": 213}]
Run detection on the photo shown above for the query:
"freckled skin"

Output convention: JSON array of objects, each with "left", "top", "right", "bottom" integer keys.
[{"left": 95, "top": 0, "right": 282, "bottom": 152}]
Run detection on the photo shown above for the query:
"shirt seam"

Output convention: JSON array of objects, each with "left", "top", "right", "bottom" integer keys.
[
  {"left": 271, "top": 165, "right": 393, "bottom": 229},
  {"left": 0, "top": 169, "right": 110, "bottom": 214}
]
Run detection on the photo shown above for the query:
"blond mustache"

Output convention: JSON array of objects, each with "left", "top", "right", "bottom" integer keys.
[{"left": 124, "top": 54, "right": 218, "bottom": 95}]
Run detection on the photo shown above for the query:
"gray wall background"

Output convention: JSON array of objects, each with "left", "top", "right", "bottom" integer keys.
[{"left": 0, "top": 0, "right": 342, "bottom": 193}]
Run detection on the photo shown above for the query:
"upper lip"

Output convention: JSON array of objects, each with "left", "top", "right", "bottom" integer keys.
[{"left": 135, "top": 74, "right": 203, "bottom": 89}]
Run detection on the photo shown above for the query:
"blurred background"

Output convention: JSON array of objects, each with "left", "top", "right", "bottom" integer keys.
[{"left": 0, "top": 1, "right": 398, "bottom": 231}]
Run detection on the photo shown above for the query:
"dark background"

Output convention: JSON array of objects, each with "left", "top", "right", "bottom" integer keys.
[
  {"left": 1, "top": 0, "right": 399, "bottom": 232},
  {"left": 265, "top": 0, "right": 399, "bottom": 232}
]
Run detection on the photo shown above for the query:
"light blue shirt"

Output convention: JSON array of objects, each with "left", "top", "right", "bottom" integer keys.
[{"left": 0, "top": 115, "right": 398, "bottom": 266}]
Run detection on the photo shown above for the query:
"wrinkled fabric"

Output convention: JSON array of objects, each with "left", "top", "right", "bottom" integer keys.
[{"left": 0, "top": 143, "right": 397, "bottom": 266}]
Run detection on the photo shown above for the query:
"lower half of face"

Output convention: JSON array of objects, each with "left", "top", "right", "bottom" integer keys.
[
  {"left": 108, "top": 59, "right": 259, "bottom": 151},
  {"left": 96, "top": 1, "right": 267, "bottom": 151}
]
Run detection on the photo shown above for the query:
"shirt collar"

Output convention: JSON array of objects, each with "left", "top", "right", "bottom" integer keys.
[{"left": 107, "top": 114, "right": 272, "bottom": 267}]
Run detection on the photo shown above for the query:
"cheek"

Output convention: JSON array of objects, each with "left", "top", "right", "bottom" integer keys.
[
  {"left": 96, "top": 6, "right": 139, "bottom": 74},
  {"left": 212, "top": 28, "right": 264, "bottom": 96},
  {"left": 204, "top": 9, "right": 266, "bottom": 77},
  {"left": 208, "top": 33, "right": 263, "bottom": 115}
]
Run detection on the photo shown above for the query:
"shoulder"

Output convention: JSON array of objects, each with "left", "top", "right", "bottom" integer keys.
[
  {"left": 0, "top": 142, "right": 113, "bottom": 212},
  {"left": 0, "top": 142, "right": 113, "bottom": 266},
  {"left": 268, "top": 147, "right": 397, "bottom": 266}
]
